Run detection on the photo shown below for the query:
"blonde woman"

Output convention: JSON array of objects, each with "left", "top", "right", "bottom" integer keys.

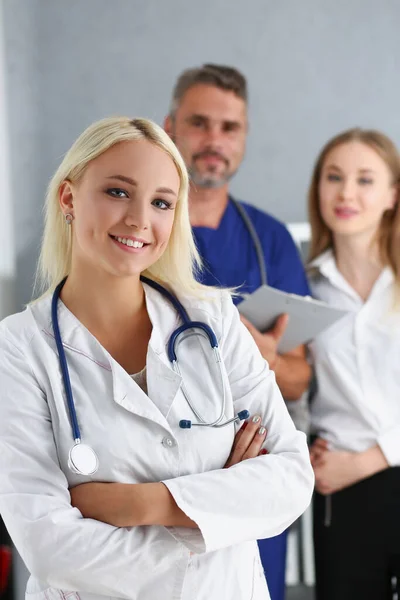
[
  {"left": 0, "top": 117, "right": 313, "bottom": 600},
  {"left": 308, "top": 128, "right": 400, "bottom": 600}
]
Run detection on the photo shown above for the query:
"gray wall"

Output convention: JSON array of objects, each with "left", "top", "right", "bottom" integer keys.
[{"left": 3, "top": 0, "right": 400, "bottom": 308}]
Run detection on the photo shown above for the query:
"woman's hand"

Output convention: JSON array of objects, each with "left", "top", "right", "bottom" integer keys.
[
  {"left": 224, "top": 415, "right": 268, "bottom": 468},
  {"left": 310, "top": 438, "right": 388, "bottom": 495},
  {"left": 311, "top": 437, "right": 359, "bottom": 495}
]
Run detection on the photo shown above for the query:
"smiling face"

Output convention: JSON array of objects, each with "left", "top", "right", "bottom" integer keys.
[
  {"left": 59, "top": 139, "right": 180, "bottom": 279},
  {"left": 318, "top": 141, "right": 397, "bottom": 244},
  {"left": 165, "top": 84, "right": 247, "bottom": 189}
]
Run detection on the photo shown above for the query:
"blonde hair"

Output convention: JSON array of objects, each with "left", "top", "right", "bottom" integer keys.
[
  {"left": 36, "top": 116, "right": 208, "bottom": 297},
  {"left": 308, "top": 128, "right": 400, "bottom": 282}
]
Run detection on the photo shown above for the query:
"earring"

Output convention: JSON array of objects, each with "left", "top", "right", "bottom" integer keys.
[{"left": 65, "top": 213, "right": 74, "bottom": 225}]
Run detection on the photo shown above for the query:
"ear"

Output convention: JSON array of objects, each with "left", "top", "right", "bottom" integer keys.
[
  {"left": 59, "top": 180, "right": 75, "bottom": 217},
  {"left": 164, "top": 115, "right": 173, "bottom": 138}
]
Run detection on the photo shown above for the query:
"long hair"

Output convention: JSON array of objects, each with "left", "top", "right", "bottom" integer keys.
[
  {"left": 36, "top": 116, "right": 208, "bottom": 297},
  {"left": 308, "top": 128, "right": 400, "bottom": 281}
]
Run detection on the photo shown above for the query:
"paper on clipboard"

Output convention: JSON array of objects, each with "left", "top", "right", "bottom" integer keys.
[{"left": 238, "top": 285, "right": 347, "bottom": 353}]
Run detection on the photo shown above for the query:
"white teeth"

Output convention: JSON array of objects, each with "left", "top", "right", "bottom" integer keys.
[{"left": 114, "top": 236, "right": 144, "bottom": 248}]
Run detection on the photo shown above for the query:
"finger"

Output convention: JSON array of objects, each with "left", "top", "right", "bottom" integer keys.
[
  {"left": 269, "top": 313, "right": 289, "bottom": 342},
  {"left": 224, "top": 420, "right": 250, "bottom": 468},
  {"left": 231, "top": 419, "right": 249, "bottom": 446},
  {"left": 258, "top": 448, "right": 269, "bottom": 456},
  {"left": 315, "top": 438, "right": 330, "bottom": 450},
  {"left": 311, "top": 453, "right": 326, "bottom": 468},
  {"left": 227, "top": 415, "right": 264, "bottom": 465},
  {"left": 310, "top": 439, "right": 329, "bottom": 454},
  {"left": 311, "top": 442, "right": 327, "bottom": 456},
  {"left": 242, "top": 424, "right": 268, "bottom": 461}
]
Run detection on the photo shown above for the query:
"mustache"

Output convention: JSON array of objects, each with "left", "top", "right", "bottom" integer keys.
[{"left": 192, "top": 150, "right": 229, "bottom": 166}]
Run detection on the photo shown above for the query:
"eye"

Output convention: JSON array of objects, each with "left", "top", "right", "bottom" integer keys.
[
  {"left": 152, "top": 198, "right": 173, "bottom": 210},
  {"left": 326, "top": 173, "right": 341, "bottom": 182},
  {"left": 223, "top": 122, "right": 240, "bottom": 133},
  {"left": 106, "top": 188, "right": 129, "bottom": 198},
  {"left": 358, "top": 177, "right": 373, "bottom": 185},
  {"left": 189, "top": 118, "right": 206, "bottom": 129}
]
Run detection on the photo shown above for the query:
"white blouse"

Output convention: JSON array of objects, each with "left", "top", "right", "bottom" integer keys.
[{"left": 308, "top": 250, "right": 400, "bottom": 466}]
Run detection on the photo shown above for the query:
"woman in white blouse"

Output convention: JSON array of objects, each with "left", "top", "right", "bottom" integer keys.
[
  {"left": 0, "top": 116, "right": 313, "bottom": 600},
  {"left": 308, "top": 128, "right": 400, "bottom": 600}
]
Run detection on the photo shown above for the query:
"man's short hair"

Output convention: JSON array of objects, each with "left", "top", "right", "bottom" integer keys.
[{"left": 170, "top": 64, "right": 248, "bottom": 116}]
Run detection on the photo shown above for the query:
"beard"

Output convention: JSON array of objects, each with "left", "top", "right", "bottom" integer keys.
[{"left": 189, "top": 151, "right": 236, "bottom": 189}]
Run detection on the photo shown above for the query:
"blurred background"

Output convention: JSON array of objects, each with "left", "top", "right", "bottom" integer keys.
[{"left": 1, "top": 1, "right": 400, "bottom": 599}]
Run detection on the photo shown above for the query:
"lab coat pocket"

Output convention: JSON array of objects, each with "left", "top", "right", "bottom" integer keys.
[
  {"left": 25, "top": 589, "right": 112, "bottom": 600},
  {"left": 25, "top": 589, "right": 80, "bottom": 600}
]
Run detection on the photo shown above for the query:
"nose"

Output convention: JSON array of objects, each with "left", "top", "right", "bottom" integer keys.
[
  {"left": 205, "top": 123, "right": 223, "bottom": 148},
  {"left": 339, "top": 178, "right": 356, "bottom": 202},
  {"left": 124, "top": 200, "right": 149, "bottom": 230}
]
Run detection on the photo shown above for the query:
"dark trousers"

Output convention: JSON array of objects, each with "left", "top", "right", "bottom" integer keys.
[{"left": 313, "top": 467, "right": 400, "bottom": 600}]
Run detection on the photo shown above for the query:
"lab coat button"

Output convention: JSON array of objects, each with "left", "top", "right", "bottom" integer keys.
[{"left": 162, "top": 436, "right": 176, "bottom": 448}]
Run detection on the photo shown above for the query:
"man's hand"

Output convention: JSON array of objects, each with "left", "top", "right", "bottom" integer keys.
[{"left": 240, "top": 314, "right": 289, "bottom": 369}]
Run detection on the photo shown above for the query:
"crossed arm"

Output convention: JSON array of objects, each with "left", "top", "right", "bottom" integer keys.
[{"left": 70, "top": 415, "right": 268, "bottom": 527}]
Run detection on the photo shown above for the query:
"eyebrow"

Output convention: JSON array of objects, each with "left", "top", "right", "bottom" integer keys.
[
  {"left": 106, "top": 175, "right": 177, "bottom": 196},
  {"left": 325, "top": 164, "right": 376, "bottom": 174},
  {"left": 186, "top": 114, "right": 242, "bottom": 128},
  {"left": 107, "top": 174, "right": 137, "bottom": 186}
]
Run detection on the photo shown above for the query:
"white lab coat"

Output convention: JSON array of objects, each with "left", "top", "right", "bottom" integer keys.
[{"left": 0, "top": 283, "right": 313, "bottom": 600}]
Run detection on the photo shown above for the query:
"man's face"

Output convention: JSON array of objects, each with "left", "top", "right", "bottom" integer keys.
[{"left": 165, "top": 84, "right": 248, "bottom": 189}]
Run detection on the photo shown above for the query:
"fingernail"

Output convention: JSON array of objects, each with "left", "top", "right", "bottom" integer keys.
[
  {"left": 258, "top": 426, "right": 266, "bottom": 435},
  {"left": 242, "top": 421, "right": 248, "bottom": 429},
  {"left": 252, "top": 415, "right": 261, "bottom": 423},
  {"left": 261, "top": 449, "right": 268, "bottom": 455}
]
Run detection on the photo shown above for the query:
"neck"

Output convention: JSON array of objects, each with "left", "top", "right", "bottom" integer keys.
[
  {"left": 60, "top": 263, "right": 145, "bottom": 337},
  {"left": 333, "top": 232, "right": 383, "bottom": 299},
  {"left": 189, "top": 184, "right": 229, "bottom": 228}
]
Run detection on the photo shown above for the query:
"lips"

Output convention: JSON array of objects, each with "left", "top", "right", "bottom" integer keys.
[
  {"left": 334, "top": 207, "right": 359, "bottom": 218},
  {"left": 109, "top": 234, "right": 150, "bottom": 250}
]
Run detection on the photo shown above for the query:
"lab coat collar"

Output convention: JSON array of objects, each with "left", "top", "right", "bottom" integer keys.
[{"left": 33, "top": 282, "right": 183, "bottom": 430}]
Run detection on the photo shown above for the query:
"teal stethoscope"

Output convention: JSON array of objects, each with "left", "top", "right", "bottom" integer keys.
[{"left": 52, "top": 276, "right": 250, "bottom": 476}]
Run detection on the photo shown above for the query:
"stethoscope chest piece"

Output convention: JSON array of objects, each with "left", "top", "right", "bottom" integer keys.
[{"left": 68, "top": 443, "right": 99, "bottom": 476}]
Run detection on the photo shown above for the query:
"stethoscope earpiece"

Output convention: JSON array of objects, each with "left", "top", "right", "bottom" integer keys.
[
  {"left": 237, "top": 410, "right": 250, "bottom": 421},
  {"left": 179, "top": 410, "right": 250, "bottom": 429}
]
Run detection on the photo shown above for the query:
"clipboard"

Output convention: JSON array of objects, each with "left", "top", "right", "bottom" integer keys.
[{"left": 237, "top": 285, "right": 347, "bottom": 353}]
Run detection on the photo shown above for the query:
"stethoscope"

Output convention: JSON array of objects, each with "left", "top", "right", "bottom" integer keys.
[
  {"left": 52, "top": 276, "right": 250, "bottom": 476},
  {"left": 231, "top": 198, "right": 267, "bottom": 286}
]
